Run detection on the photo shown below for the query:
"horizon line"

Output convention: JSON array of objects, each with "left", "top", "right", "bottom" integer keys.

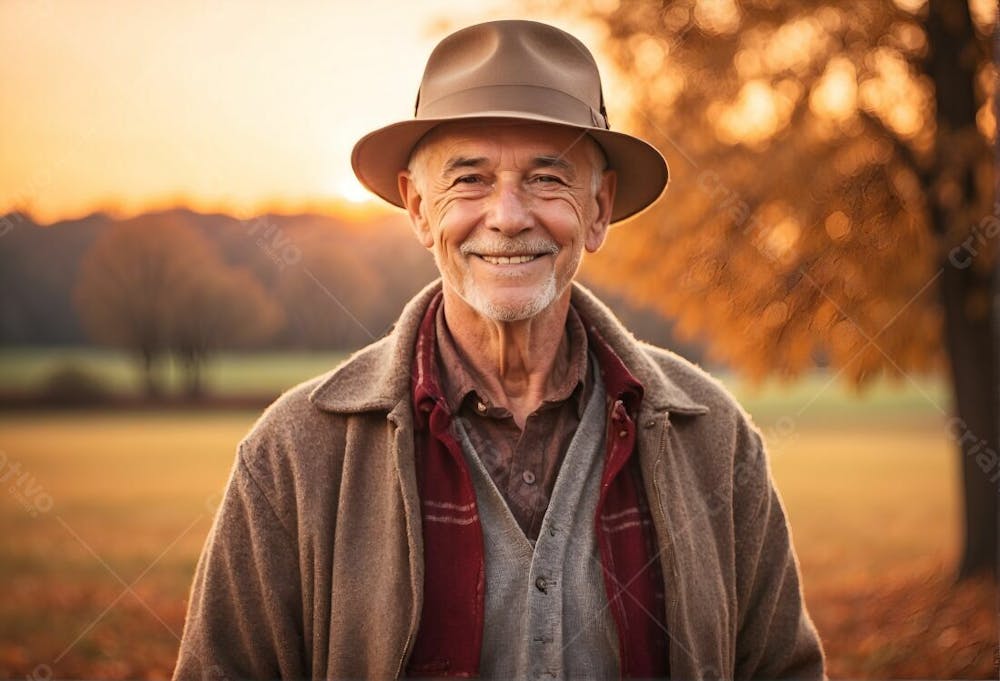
[{"left": 1, "top": 196, "right": 403, "bottom": 228}]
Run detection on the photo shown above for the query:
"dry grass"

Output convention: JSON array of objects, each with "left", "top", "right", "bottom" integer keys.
[{"left": 0, "top": 410, "right": 995, "bottom": 679}]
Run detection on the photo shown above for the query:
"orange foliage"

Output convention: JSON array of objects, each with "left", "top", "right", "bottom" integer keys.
[
  {"left": 811, "top": 570, "right": 998, "bottom": 678},
  {"left": 571, "top": 0, "right": 995, "bottom": 387}
]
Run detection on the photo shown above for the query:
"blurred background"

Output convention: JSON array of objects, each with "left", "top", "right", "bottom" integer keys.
[{"left": 0, "top": 0, "right": 996, "bottom": 678}]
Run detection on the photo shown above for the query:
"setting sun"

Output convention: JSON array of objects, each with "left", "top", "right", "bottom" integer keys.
[{"left": 331, "top": 175, "right": 375, "bottom": 205}]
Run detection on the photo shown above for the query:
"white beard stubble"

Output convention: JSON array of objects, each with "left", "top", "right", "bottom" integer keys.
[{"left": 442, "top": 235, "right": 571, "bottom": 322}]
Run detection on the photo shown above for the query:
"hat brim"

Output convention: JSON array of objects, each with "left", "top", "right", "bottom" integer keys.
[{"left": 351, "top": 111, "right": 669, "bottom": 224}]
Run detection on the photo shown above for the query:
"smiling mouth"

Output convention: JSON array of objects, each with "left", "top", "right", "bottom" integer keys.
[{"left": 476, "top": 254, "right": 546, "bottom": 265}]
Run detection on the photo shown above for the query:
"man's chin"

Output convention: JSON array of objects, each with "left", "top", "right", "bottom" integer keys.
[{"left": 465, "top": 288, "right": 558, "bottom": 323}]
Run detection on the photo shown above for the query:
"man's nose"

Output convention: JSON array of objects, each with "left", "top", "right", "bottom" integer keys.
[{"left": 485, "top": 177, "right": 533, "bottom": 236}]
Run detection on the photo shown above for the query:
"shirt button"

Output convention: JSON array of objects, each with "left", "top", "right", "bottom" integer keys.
[
  {"left": 618, "top": 429, "right": 628, "bottom": 438},
  {"left": 522, "top": 470, "right": 536, "bottom": 485},
  {"left": 535, "top": 576, "right": 547, "bottom": 593},
  {"left": 475, "top": 400, "right": 487, "bottom": 413}
]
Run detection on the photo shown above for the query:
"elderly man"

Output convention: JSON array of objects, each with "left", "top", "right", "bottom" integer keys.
[{"left": 174, "top": 19, "right": 824, "bottom": 680}]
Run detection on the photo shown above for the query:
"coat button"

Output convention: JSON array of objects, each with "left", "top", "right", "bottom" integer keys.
[
  {"left": 535, "top": 576, "right": 547, "bottom": 593},
  {"left": 522, "top": 470, "right": 536, "bottom": 485}
]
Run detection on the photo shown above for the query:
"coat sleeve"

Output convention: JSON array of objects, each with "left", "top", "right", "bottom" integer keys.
[
  {"left": 172, "top": 443, "right": 306, "bottom": 680},
  {"left": 732, "top": 425, "right": 826, "bottom": 680}
]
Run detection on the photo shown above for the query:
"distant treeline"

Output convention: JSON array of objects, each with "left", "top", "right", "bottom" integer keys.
[{"left": 0, "top": 208, "right": 700, "bottom": 356}]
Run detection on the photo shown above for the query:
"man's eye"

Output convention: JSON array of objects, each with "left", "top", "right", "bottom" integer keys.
[
  {"left": 530, "top": 175, "right": 564, "bottom": 185},
  {"left": 455, "top": 175, "right": 483, "bottom": 185}
]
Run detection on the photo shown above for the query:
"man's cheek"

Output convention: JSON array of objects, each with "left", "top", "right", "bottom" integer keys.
[{"left": 540, "top": 196, "right": 586, "bottom": 231}]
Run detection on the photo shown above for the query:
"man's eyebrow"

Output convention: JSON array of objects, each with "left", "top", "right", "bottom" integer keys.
[
  {"left": 440, "top": 154, "right": 577, "bottom": 176},
  {"left": 531, "top": 155, "right": 575, "bottom": 175},
  {"left": 442, "top": 156, "right": 488, "bottom": 174}
]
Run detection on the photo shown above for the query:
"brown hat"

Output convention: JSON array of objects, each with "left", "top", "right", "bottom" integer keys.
[{"left": 351, "top": 19, "right": 668, "bottom": 223}]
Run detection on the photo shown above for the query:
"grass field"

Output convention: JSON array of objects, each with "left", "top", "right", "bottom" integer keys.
[
  {"left": 0, "top": 345, "right": 952, "bottom": 419},
  {"left": 0, "top": 348, "right": 349, "bottom": 397},
  {"left": 0, "top": 366, "right": 995, "bottom": 678}
]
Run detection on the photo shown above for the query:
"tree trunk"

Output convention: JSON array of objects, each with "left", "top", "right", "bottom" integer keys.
[
  {"left": 926, "top": 0, "right": 998, "bottom": 580},
  {"left": 140, "top": 348, "right": 161, "bottom": 399},
  {"left": 939, "top": 261, "right": 998, "bottom": 579},
  {"left": 992, "top": 216, "right": 1000, "bottom": 581},
  {"left": 994, "top": 20, "right": 1000, "bottom": 582},
  {"left": 180, "top": 350, "right": 204, "bottom": 400}
]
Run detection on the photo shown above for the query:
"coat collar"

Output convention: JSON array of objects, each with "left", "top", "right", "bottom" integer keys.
[{"left": 308, "top": 279, "right": 708, "bottom": 416}]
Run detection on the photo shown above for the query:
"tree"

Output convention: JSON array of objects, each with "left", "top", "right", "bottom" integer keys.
[
  {"left": 555, "top": 0, "right": 996, "bottom": 578},
  {"left": 168, "top": 266, "right": 283, "bottom": 398},
  {"left": 923, "top": 0, "right": 997, "bottom": 580},
  {"left": 75, "top": 212, "right": 283, "bottom": 399},
  {"left": 74, "top": 214, "right": 211, "bottom": 397}
]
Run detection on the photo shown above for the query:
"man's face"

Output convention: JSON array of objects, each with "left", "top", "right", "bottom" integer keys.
[{"left": 398, "top": 120, "right": 616, "bottom": 323}]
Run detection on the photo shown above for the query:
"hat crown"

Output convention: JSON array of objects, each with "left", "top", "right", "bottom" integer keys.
[{"left": 415, "top": 20, "right": 608, "bottom": 129}]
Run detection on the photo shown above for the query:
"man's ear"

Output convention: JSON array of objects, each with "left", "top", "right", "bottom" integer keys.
[
  {"left": 398, "top": 170, "right": 433, "bottom": 249},
  {"left": 585, "top": 168, "right": 617, "bottom": 253}
]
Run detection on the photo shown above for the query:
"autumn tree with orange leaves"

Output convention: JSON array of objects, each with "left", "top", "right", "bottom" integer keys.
[{"left": 560, "top": 0, "right": 996, "bottom": 578}]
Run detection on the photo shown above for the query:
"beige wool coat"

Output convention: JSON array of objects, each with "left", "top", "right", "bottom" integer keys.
[{"left": 173, "top": 279, "right": 825, "bottom": 680}]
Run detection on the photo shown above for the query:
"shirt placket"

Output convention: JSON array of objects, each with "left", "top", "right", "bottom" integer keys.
[{"left": 510, "top": 411, "right": 549, "bottom": 539}]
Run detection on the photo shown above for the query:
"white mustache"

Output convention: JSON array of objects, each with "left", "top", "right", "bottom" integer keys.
[{"left": 459, "top": 236, "right": 559, "bottom": 257}]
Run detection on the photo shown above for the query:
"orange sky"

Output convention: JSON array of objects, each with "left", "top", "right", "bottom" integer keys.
[{"left": 0, "top": 1, "right": 616, "bottom": 224}]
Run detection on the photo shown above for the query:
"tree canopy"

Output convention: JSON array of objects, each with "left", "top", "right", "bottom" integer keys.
[{"left": 570, "top": 0, "right": 995, "bottom": 386}]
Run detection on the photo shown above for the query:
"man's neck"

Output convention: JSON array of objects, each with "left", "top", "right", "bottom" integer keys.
[{"left": 441, "top": 286, "right": 573, "bottom": 429}]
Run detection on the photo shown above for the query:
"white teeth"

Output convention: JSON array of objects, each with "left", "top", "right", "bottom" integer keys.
[{"left": 481, "top": 254, "right": 538, "bottom": 265}]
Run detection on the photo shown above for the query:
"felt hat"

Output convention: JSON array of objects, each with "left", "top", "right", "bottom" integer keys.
[{"left": 351, "top": 19, "right": 668, "bottom": 223}]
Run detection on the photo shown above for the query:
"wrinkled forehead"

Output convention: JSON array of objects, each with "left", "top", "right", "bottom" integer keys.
[{"left": 411, "top": 119, "right": 601, "bottom": 171}]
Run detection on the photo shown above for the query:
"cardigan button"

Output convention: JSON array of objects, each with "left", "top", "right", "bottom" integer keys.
[
  {"left": 521, "top": 470, "right": 536, "bottom": 485},
  {"left": 534, "top": 576, "right": 548, "bottom": 593}
]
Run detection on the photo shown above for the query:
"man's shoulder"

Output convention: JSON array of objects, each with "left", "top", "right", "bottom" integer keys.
[
  {"left": 232, "top": 365, "right": 375, "bottom": 504},
  {"left": 259, "top": 369, "right": 336, "bottom": 423},
  {"left": 237, "top": 369, "right": 341, "bottom": 460},
  {"left": 249, "top": 350, "right": 367, "bottom": 426},
  {"left": 636, "top": 342, "right": 770, "bottom": 488},
  {"left": 637, "top": 341, "right": 756, "bottom": 429},
  {"left": 571, "top": 282, "right": 754, "bottom": 429},
  {"left": 240, "top": 333, "right": 403, "bottom": 449}
]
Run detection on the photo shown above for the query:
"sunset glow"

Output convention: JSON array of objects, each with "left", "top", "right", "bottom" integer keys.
[
  {"left": 5, "top": 1, "right": 990, "bottom": 225},
  {"left": 0, "top": 1, "right": 608, "bottom": 224}
]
